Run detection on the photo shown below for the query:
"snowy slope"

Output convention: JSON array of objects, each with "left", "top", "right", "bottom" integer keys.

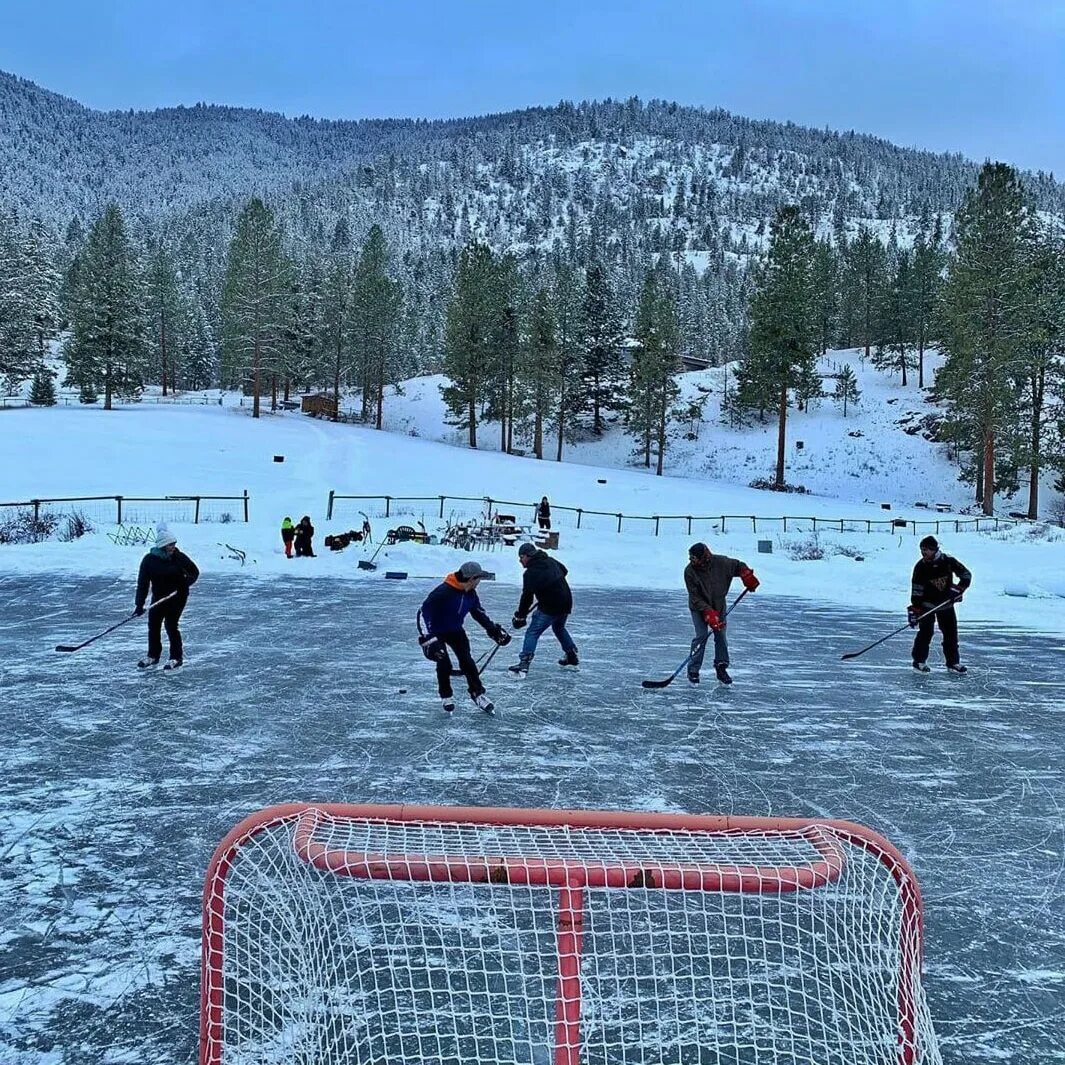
[{"left": 2, "top": 352, "right": 1064, "bottom": 636}]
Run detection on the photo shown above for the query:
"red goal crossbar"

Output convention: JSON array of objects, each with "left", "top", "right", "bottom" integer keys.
[{"left": 201, "top": 803, "right": 929, "bottom": 1065}]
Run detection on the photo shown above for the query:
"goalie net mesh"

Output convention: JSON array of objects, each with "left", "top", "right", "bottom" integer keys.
[{"left": 201, "top": 804, "right": 941, "bottom": 1065}]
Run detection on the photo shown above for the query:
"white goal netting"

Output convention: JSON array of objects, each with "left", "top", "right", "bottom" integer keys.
[{"left": 201, "top": 805, "right": 940, "bottom": 1065}]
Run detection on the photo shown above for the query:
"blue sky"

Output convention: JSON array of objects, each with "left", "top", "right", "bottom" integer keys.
[{"left": 1, "top": 0, "right": 1062, "bottom": 174}]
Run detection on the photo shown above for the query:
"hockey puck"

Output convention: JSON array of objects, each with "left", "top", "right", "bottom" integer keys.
[{"left": 398, "top": 688, "right": 408, "bottom": 694}]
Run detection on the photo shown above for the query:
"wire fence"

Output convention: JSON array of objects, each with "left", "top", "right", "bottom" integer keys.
[
  {"left": 0, "top": 492, "right": 250, "bottom": 526},
  {"left": 326, "top": 493, "right": 1022, "bottom": 538}
]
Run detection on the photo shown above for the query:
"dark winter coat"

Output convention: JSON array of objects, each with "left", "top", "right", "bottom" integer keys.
[
  {"left": 911, "top": 552, "right": 971, "bottom": 608},
  {"left": 136, "top": 548, "right": 199, "bottom": 610},
  {"left": 537, "top": 500, "right": 551, "bottom": 519},
  {"left": 516, "top": 550, "right": 572, "bottom": 618},
  {"left": 420, "top": 573, "right": 492, "bottom": 636},
  {"left": 684, "top": 554, "right": 747, "bottom": 616},
  {"left": 294, "top": 519, "right": 314, "bottom": 548}
]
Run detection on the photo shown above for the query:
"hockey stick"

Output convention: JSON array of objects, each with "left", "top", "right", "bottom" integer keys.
[
  {"left": 641, "top": 589, "right": 750, "bottom": 689},
  {"left": 55, "top": 592, "right": 178, "bottom": 653},
  {"left": 840, "top": 596, "right": 961, "bottom": 661},
  {"left": 451, "top": 641, "right": 502, "bottom": 677}
]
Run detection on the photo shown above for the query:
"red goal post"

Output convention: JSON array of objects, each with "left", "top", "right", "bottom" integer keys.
[{"left": 201, "top": 803, "right": 941, "bottom": 1064}]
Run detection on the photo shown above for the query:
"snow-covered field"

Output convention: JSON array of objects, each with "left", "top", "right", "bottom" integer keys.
[
  {"left": 1, "top": 352, "right": 1063, "bottom": 1063},
  {"left": 3, "top": 353, "right": 1064, "bottom": 633}
]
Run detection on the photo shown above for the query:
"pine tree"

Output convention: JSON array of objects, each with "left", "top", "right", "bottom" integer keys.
[
  {"left": 221, "top": 198, "right": 289, "bottom": 418},
  {"left": 833, "top": 363, "right": 860, "bottom": 417},
  {"left": 810, "top": 240, "right": 839, "bottom": 355},
  {"left": 145, "top": 242, "right": 188, "bottom": 394},
  {"left": 351, "top": 225, "right": 402, "bottom": 429},
  {"left": 548, "top": 261, "right": 584, "bottom": 461},
  {"left": 63, "top": 204, "right": 146, "bottom": 409},
  {"left": 579, "top": 261, "right": 625, "bottom": 435},
  {"left": 875, "top": 249, "right": 916, "bottom": 385},
  {"left": 521, "top": 287, "right": 558, "bottom": 459},
  {"left": 29, "top": 365, "right": 56, "bottom": 405},
  {"left": 744, "top": 205, "right": 816, "bottom": 488},
  {"left": 321, "top": 218, "right": 356, "bottom": 418},
  {"left": 911, "top": 214, "right": 945, "bottom": 388},
  {"left": 442, "top": 242, "right": 500, "bottom": 448},
  {"left": 938, "top": 163, "right": 1035, "bottom": 515},
  {"left": 628, "top": 264, "right": 680, "bottom": 475},
  {"left": 844, "top": 228, "right": 888, "bottom": 359}
]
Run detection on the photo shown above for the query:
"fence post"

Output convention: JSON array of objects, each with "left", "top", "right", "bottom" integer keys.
[
  {"left": 654, "top": 517, "right": 660, "bottom": 536},
  {"left": 576, "top": 509, "right": 583, "bottom": 529},
  {"left": 243, "top": 490, "right": 249, "bottom": 523},
  {"left": 32, "top": 499, "right": 40, "bottom": 521},
  {"left": 783, "top": 516, "right": 787, "bottom": 532},
  {"left": 194, "top": 497, "right": 201, "bottom": 524},
  {"left": 385, "top": 496, "right": 391, "bottom": 517},
  {"left": 439, "top": 496, "right": 445, "bottom": 518},
  {"left": 616, "top": 513, "right": 622, "bottom": 534},
  {"left": 721, "top": 516, "right": 726, "bottom": 533},
  {"left": 813, "top": 517, "right": 818, "bottom": 532},
  {"left": 752, "top": 517, "right": 757, "bottom": 533},
  {"left": 116, "top": 496, "right": 123, "bottom": 524},
  {"left": 839, "top": 519, "right": 843, "bottom": 533},
  {"left": 327, "top": 491, "right": 335, "bottom": 521},
  {"left": 687, "top": 517, "right": 692, "bottom": 535}
]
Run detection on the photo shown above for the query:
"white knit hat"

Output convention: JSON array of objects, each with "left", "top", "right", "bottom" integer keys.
[{"left": 154, "top": 525, "right": 177, "bottom": 549}]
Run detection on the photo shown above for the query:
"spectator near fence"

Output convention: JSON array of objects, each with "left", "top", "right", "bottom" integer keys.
[{"left": 535, "top": 496, "right": 551, "bottom": 531}]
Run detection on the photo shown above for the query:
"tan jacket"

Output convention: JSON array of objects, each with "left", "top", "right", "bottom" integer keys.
[{"left": 684, "top": 554, "right": 747, "bottom": 615}]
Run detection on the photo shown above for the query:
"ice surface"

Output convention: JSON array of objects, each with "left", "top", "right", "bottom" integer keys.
[{"left": 1, "top": 574, "right": 1062, "bottom": 1063}]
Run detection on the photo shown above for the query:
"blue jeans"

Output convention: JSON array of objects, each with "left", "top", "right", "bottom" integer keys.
[
  {"left": 689, "top": 610, "right": 729, "bottom": 674},
  {"left": 521, "top": 610, "right": 576, "bottom": 659}
]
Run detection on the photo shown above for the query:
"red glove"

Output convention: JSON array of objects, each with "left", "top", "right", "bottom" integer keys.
[
  {"left": 702, "top": 608, "right": 725, "bottom": 632},
  {"left": 739, "top": 567, "right": 760, "bottom": 592}
]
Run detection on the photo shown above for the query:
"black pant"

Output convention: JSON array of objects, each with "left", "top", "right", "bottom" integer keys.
[
  {"left": 295, "top": 539, "right": 315, "bottom": 557},
  {"left": 148, "top": 596, "right": 187, "bottom": 661},
  {"left": 911, "top": 605, "right": 959, "bottom": 666},
  {"left": 537, "top": 515, "right": 551, "bottom": 530},
  {"left": 435, "top": 629, "right": 484, "bottom": 699}
]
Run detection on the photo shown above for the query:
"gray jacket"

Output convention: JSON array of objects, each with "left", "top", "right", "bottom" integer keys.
[{"left": 684, "top": 554, "right": 747, "bottom": 615}]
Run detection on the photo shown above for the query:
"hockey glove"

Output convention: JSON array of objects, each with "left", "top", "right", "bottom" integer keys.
[
  {"left": 739, "top": 566, "right": 760, "bottom": 592},
  {"left": 906, "top": 605, "right": 920, "bottom": 628},
  {"left": 703, "top": 608, "right": 725, "bottom": 633},
  {"left": 511, "top": 613, "right": 527, "bottom": 629},
  {"left": 134, "top": 604, "right": 146, "bottom": 617},
  {"left": 418, "top": 634, "right": 447, "bottom": 663},
  {"left": 489, "top": 624, "right": 512, "bottom": 646}
]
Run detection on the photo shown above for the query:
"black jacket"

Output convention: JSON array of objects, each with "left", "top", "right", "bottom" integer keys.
[
  {"left": 136, "top": 548, "right": 199, "bottom": 609},
  {"left": 685, "top": 554, "right": 746, "bottom": 615},
  {"left": 294, "top": 520, "right": 314, "bottom": 546},
  {"left": 516, "top": 550, "right": 572, "bottom": 618},
  {"left": 911, "top": 552, "right": 971, "bottom": 608}
]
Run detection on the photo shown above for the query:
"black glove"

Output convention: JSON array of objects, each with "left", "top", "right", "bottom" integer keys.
[
  {"left": 134, "top": 604, "right": 146, "bottom": 617},
  {"left": 906, "top": 605, "right": 920, "bottom": 629},
  {"left": 511, "top": 613, "right": 527, "bottom": 629},
  {"left": 419, "top": 634, "right": 447, "bottom": 663},
  {"left": 489, "top": 623, "right": 512, "bottom": 646},
  {"left": 951, "top": 585, "right": 965, "bottom": 603}
]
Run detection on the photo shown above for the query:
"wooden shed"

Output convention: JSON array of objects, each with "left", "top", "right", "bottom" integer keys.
[{"left": 301, "top": 393, "right": 337, "bottom": 418}]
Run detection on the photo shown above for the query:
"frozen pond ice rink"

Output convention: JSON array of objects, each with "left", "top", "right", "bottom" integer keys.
[{"left": 1, "top": 574, "right": 1062, "bottom": 1063}]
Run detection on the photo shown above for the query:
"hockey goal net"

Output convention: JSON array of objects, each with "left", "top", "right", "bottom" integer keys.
[{"left": 201, "top": 803, "right": 941, "bottom": 1064}]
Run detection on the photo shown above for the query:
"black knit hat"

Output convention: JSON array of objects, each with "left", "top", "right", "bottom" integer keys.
[
  {"left": 689, "top": 542, "right": 710, "bottom": 560},
  {"left": 919, "top": 535, "right": 938, "bottom": 551},
  {"left": 517, "top": 542, "right": 537, "bottom": 558}
]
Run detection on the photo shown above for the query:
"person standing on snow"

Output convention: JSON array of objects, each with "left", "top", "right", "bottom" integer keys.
[
  {"left": 683, "top": 542, "right": 759, "bottom": 685},
  {"left": 294, "top": 515, "right": 315, "bottom": 557},
  {"left": 418, "top": 560, "right": 511, "bottom": 714},
  {"left": 280, "top": 516, "right": 295, "bottom": 558},
  {"left": 508, "top": 542, "right": 577, "bottom": 674},
  {"left": 535, "top": 496, "right": 552, "bottom": 531},
  {"left": 908, "top": 535, "right": 971, "bottom": 673},
  {"left": 134, "top": 527, "right": 199, "bottom": 670}
]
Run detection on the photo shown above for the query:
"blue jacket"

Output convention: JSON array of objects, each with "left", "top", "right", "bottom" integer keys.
[{"left": 420, "top": 573, "right": 492, "bottom": 635}]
